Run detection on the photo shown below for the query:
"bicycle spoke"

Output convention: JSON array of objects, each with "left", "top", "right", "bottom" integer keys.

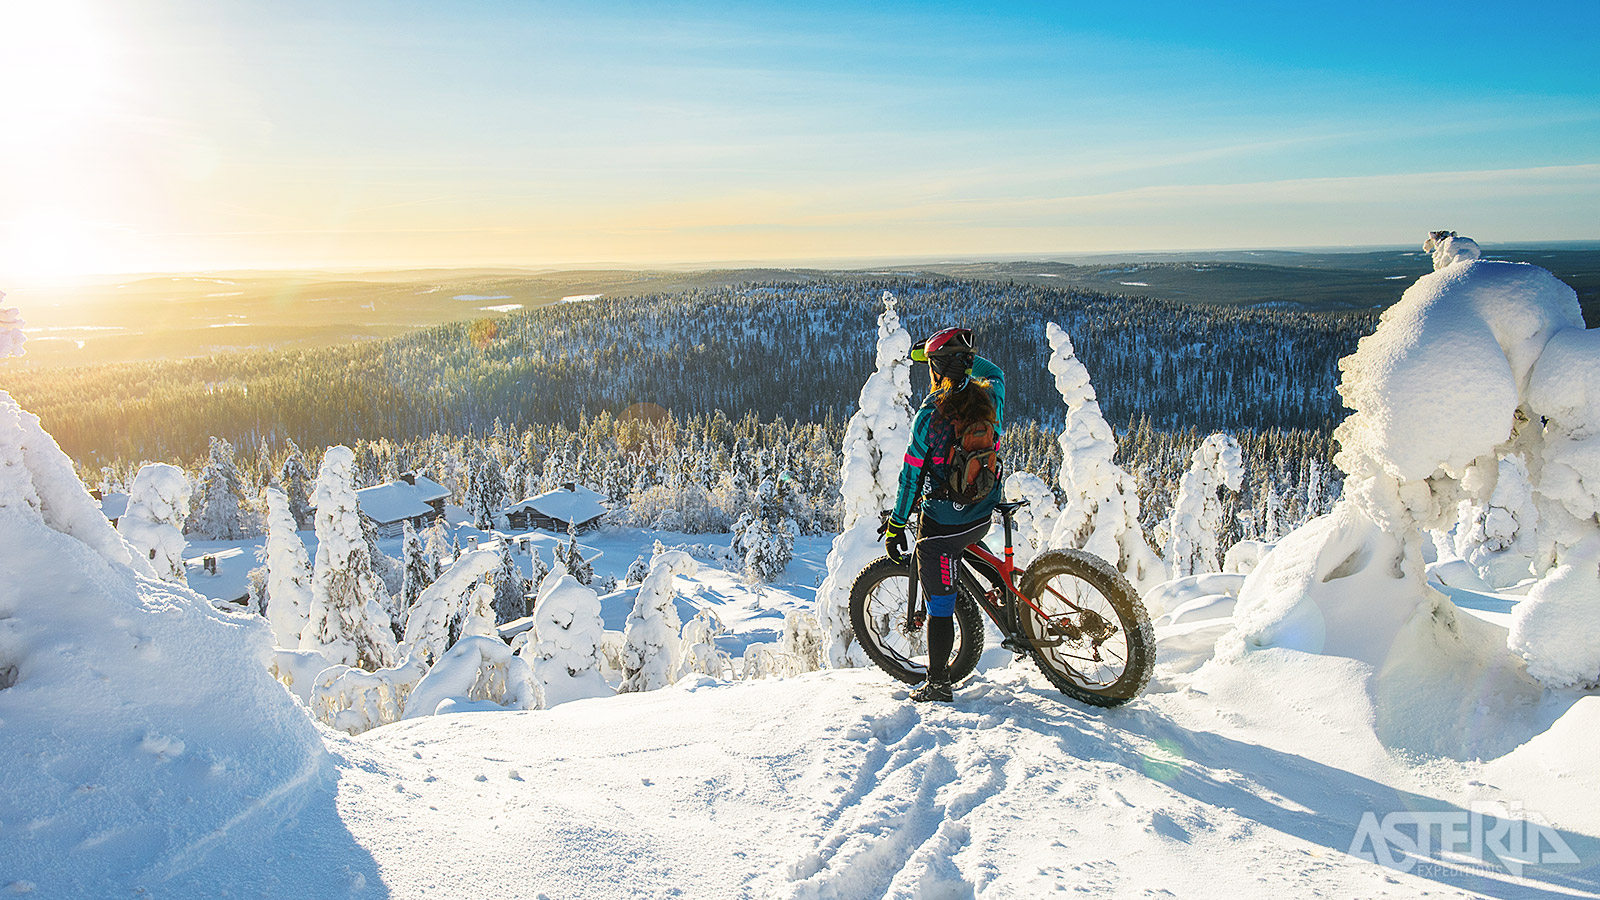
[{"left": 1023, "top": 570, "right": 1135, "bottom": 689}]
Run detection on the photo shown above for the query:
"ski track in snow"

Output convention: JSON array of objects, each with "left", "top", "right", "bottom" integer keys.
[{"left": 305, "top": 664, "right": 1579, "bottom": 900}]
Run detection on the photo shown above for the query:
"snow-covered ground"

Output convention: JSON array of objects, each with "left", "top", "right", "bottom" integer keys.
[{"left": 17, "top": 524, "right": 1597, "bottom": 899}]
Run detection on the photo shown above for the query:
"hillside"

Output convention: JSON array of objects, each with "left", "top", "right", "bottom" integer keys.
[
  {"left": 4, "top": 278, "right": 1371, "bottom": 467},
  {"left": 5, "top": 246, "right": 1595, "bottom": 371}
]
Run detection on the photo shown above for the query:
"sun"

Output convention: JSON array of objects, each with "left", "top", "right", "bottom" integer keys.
[{"left": 0, "top": 0, "right": 129, "bottom": 282}]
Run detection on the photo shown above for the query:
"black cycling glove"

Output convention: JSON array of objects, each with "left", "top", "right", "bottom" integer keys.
[{"left": 883, "top": 519, "right": 908, "bottom": 565}]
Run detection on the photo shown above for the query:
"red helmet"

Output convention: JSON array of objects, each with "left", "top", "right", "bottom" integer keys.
[{"left": 910, "top": 327, "right": 973, "bottom": 362}]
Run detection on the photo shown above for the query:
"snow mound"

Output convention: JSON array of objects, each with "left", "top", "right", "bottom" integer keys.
[
  {"left": 1335, "top": 259, "right": 1581, "bottom": 484},
  {"left": 0, "top": 391, "right": 326, "bottom": 895},
  {"left": 1149, "top": 572, "right": 1245, "bottom": 626},
  {"left": 1508, "top": 535, "right": 1600, "bottom": 689}
]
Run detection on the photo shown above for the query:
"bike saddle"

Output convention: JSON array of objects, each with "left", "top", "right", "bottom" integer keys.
[{"left": 994, "top": 499, "right": 1030, "bottom": 515}]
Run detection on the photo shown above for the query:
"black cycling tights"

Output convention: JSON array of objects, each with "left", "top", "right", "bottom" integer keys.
[{"left": 915, "top": 517, "right": 988, "bottom": 681}]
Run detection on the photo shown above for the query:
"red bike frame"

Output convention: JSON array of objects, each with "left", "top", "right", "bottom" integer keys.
[{"left": 907, "top": 502, "right": 1075, "bottom": 635}]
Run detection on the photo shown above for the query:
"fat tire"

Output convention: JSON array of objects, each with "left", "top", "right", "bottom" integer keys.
[
  {"left": 1015, "top": 550, "right": 1154, "bottom": 707},
  {"left": 848, "top": 555, "right": 984, "bottom": 685}
]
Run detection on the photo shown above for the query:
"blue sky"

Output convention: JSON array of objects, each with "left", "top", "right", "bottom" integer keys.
[{"left": 2, "top": 0, "right": 1596, "bottom": 275}]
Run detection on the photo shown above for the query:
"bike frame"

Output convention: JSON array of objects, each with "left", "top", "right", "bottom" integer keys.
[{"left": 905, "top": 503, "right": 1087, "bottom": 636}]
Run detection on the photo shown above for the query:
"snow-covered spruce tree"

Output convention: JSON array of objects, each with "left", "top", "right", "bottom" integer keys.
[
  {"left": 399, "top": 519, "right": 432, "bottom": 626},
  {"left": 741, "top": 477, "right": 794, "bottom": 583},
  {"left": 425, "top": 517, "right": 452, "bottom": 570},
  {"left": 625, "top": 555, "right": 649, "bottom": 586},
  {"left": 679, "top": 609, "right": 731, "bottom": 678},
  {"left": 278, "top": 439, "right": 315, "bottom": 530},
  {"left": 399, "top": 548, "right": 500, "bottom": 665},
  {"left": 814, "top": 291, "right": 914, "bottom": 667},
  {"left": 520, "top": 573, "right": 612, "bottom": 704},
  {"left": 185, "top": 436, "right": 255, "bottom": 540},
  {"left": 1044, "top": 322, "right": 1165, "bottom": 596},
  {"left": 621, "top": 550, "right": 697, "bottom": 692},
  {"left": 119, "top": 463, "right": 192, "bottom": 585},
  {"left": 526, "top": 544, "right": 549, "bottom": 605},
  {"left": 465, "top": 445, "right": 508, "bottom": 531},
  {"left": 1003, "top": 471, "right": 1061, "bottom": 569},
  {"left": 1162, "top": 433, "right": 1245, "bottom": 579},
  {"left": 300, "top": 446, "right": 397, "bottom": 670},
  {"left": 491, "top": 539, "right": 527, "bottom": 624},
  {"left": 262, "top": 486, "right": 313, "bottom": 648},
  {"left": 564, "top": 527, "right": 594, "bottom": 585}
]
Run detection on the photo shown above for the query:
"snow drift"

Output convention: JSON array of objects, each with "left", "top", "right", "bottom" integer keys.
[{"left": 0, "top": 391, "right": 328, "bottom": 895}]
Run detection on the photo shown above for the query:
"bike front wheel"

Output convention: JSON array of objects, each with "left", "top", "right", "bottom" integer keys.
[
  {"left": 1015, "top": 550, "right": 1154, "bottom": 707},
  {"left": 848, "top": 556, "right": 984, "bottom": 685}
]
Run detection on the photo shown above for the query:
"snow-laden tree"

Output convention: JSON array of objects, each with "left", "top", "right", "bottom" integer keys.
[
  {"left": 301, "top": 446, "right": 397, "bottom": 671},
  {"left": 679, "top": 609, "right": 731, "bottom": 678},
  {"left": 625, "top": 555, "right": 649, "bottom": 586},
  {"left": 404, "top": 636, "right": 542, "bottom": 720},
  {"left": 185, "top": 436, "right": 255, "bottom": 540},
  {"left": 263, "top": 486, "right": 313, "bottom": 648},
  {"left": 527, "top": 544, "right": 549, "bottom": 600},
  {"left": 563, "top": 528, "right": 594, "bottom": 585},
  {"left": 520, "top": 573, "right": 612, "bottom": 705},
  {"left": 0, "top": 301, "right": 25, "bottom": 358},
  {"left": 621, "top": 550, "right": 696, "bottom": 692},
  {"left": 119, "top": 463, "right": 191, "bottom": 584},
  {"left": 1003, "top": 471, "right": 1061, "bottom": 568},
  {"left": 245, "top": 564, "right": 268, "bottom": 616},
  {"left": 424, "top": 518, "right": 452, "bottom": 571},
  {"left": 1451, "top": 453, "right": 1539, "bottom": 587},
  {"left": 465, "top": 446, "right": 508, "bottom": 530},
  {"left": 779, "top": 610, "right": 825, "bottom": 674},
  {"left": 398, "top": 520, "right": 431, "bottom": 626},
  {"left": 279, "top": 439, "right": 315, "bottom": 530},
  {"left": 400, "top": 548, "right": 500, "bottom": 665},
  {"left": 814, "top": 292, "right": 914, "bottom": 667},
  {"left": 1162, "top": 433, "right": 1244, "bottom": 579},
  {"left": 740, "top": 476, "right": 795, "bottom": 583},
  {"left": 1226, "top": 235, "right": 1599, "bottom": 700},
  {"left": 1044, "top": 322, "right": 1165, "bottom": 595},
  {"left": 491, "top": 539, "right": 527, "bottom": 623}
]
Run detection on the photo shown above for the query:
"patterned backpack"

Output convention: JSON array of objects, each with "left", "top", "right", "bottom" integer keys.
[{"left": 938, "top": 416, "right": 1000, "bottom": 504}]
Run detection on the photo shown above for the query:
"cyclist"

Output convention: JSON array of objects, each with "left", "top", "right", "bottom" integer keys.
[{"left": 882, "top": 327, "right": 1004, "bottom": 702}]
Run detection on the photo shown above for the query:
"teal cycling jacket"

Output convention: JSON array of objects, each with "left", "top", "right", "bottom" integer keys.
[{"left": 891, "top": 355, "right": 1006, "bottom": 527}]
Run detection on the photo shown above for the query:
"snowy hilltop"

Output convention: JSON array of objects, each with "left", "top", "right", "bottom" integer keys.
[{"left": 2, "top": 236, "right": 1599, "bottom": 898}]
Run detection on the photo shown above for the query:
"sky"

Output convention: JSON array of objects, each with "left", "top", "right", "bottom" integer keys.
[{"left": 1, "top": 0, "right": 1597, "bottom": 279}]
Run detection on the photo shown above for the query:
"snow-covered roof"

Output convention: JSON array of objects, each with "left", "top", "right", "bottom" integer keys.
[
  {"left": 503, "top": 485, "right": 607, "bottom": 524},
  {"left": 354, "top": 475, "right": 449, "bottom": 525}
]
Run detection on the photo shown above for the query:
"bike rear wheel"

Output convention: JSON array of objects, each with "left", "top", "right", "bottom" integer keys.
[
  {"left": 1015, "top": 550, "right": 1154, "bottom": 707},
  {"left": 848, "top": 556, "right": 984, "bottom": 685}
]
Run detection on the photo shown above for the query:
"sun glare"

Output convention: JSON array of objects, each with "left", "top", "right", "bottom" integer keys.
[
  {"left": 0, "top": 1, "right": 113, "bottom": 133},
  {"left": 0, "top": 0, "right": 127, "bottom": 282}
]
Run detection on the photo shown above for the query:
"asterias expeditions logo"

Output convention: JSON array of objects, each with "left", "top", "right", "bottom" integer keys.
[{"left": 1349, "top": 800, "right": 1581, "bottom": 876}]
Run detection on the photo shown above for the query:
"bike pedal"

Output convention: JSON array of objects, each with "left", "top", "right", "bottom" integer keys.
[{"left": 1001, "top": 637, "right": 1030, "bottom": 658}]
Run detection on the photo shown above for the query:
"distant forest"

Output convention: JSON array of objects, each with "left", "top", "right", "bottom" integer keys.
[{"left": 6, "top": 278, "right": 1376, "bottom": 467}]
